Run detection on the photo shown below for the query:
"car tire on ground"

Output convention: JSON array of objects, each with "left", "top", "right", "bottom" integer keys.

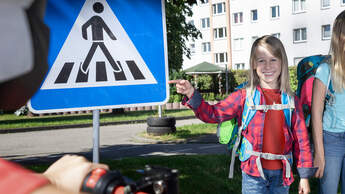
[
  {"left": 147, "top": 126, "right": 176, "bottom": 136},
  {"left": 147, "top": 116, "right": 176, "bottom": 127}
]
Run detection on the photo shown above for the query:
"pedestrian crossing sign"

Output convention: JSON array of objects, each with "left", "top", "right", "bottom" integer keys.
[{"left": 28, "top": 0, "right": 169, "bottom": 113}]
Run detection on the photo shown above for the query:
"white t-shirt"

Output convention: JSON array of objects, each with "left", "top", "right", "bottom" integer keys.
[{"left": 0, "top": 0, "right": 34, "bottom": 83}]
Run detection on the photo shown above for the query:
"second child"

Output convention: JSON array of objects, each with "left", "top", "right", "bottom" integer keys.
[{"left": 169, "top": 35, "right": 315, "bottom": 194}]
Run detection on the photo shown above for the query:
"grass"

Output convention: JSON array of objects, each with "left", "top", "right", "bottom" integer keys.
[
  {"left": 143, "top": 123, "right": 217, "bottom": 141},
  {"left": 25, "top": 154, "right": 320, "bottom": 194},
  {"left": 0, "top": 109, "right": 195, "bottom": 130}
]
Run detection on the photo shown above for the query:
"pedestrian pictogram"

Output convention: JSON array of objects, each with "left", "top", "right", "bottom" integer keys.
[
  {"left": 29, "top": 0, "right": 168, "bottom": 113},
  {"left": 80, "top": 2, "right": 120, "bottom": 75},
  {"left": 41, "top": 0, "right": 157, "bottom": 90}
]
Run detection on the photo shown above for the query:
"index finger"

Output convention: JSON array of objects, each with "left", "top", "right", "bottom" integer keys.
[{"left": 168, "top": 80, "right": 181, "bottom": 84}]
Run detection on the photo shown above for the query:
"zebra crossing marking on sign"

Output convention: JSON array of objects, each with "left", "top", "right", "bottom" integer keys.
[{"left": 41, "top": 0, "right": 157, "bottom": 90}]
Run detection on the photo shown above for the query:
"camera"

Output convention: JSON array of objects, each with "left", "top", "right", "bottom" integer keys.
[{"left": 82, "top": 165, "right": 179, "bottom": 194}]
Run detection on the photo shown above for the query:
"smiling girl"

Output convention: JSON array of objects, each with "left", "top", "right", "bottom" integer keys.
[{"left": 169, "top": 35, "right": 315, "bottom": 194}]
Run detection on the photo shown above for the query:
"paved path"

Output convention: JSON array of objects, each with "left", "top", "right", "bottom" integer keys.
[{"left": 0, "top": 118, "right": 228, "bottom": 164}]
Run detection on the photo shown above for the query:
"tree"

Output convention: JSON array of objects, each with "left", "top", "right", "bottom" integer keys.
[{"left": 165, "top": 0, "right": 202, "bottom": 74}]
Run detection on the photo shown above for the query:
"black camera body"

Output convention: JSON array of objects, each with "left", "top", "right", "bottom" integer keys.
[{"left": 82, "top": 165, "right": 179, "bottom": 194}]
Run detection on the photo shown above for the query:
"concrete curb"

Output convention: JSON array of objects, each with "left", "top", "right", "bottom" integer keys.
[
  {"left": 131, "top": 133, "right": 218, "bottom": 144},
  {"left": 0, "top": 115, "right": 196, "bottom": 134}
]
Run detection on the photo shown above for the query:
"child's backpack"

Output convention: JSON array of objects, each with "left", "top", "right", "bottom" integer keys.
[
  {"left": 216, "top": 82, "right": 247, "bottom": 149},
  {"left": 296, "top": 55, "right": 330, "bottom": 126},
  {"left": 217, "top": 87, "right": 295, "bottom": 179}
]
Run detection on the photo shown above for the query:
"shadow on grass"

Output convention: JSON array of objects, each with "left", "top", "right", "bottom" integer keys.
[
  {"left": 19, "top": 147, "right": 241, "bottom": 193},
  {"left": 15, "top": 142, "right": 320, "bottom": 194}
]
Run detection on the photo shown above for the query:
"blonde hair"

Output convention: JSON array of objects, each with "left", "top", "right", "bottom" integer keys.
[
  {"left": 248, "top": 35, "right": 293, "bottom": 96},
  {"left": 330, "top": 10, "right": 345, "bottom": 92}
]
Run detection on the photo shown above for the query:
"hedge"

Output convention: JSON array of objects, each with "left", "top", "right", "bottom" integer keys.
[{"left": 169, "top": 66, "right": 298, "bottom": 102}]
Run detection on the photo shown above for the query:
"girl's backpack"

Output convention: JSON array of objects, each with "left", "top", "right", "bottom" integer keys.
[
  {"left": 296, "top": 55, "right": 329, "bottom": 97},
  {"left": 216, "top": 82, "right": 247, "bottom": 149},
  {"left": 296, "top": 55, "right": 331, "bottom": 126}
]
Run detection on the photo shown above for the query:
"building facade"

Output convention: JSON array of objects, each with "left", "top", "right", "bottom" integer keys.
[{"left": 183, "top": 0, "right": 345, "bottom": 70}]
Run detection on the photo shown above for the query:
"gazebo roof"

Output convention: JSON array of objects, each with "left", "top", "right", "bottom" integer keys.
[{"left": 184, "top": 61, "right": 225, "bottom": 74}]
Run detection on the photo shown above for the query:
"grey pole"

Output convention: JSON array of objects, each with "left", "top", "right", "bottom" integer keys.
[
  {"left": 92, "top": 109, "right": 100, "bottom": 163},
  {"left": 158, "top": 105, "right": 162, "bottom": 118}
]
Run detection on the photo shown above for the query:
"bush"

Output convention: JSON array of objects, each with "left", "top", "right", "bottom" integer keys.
[
  {"left": 216, "top": 93, "right": 227, "bottom": 101},
  {"left": 289, "top": 66, "right": 297, "bottom": 92},
  {"left": 196, "top": 74, "right": 213, "bottom": 91},
  {"left": 168, "top": 95, "right": 174, "bottom": 103},
  {"left": 168, "top": 94, "right": 183, "bottom": 103},
  {"left": 208, "top": 93, "right": 215, "bottom": 101},
  {"left": 173, "top": 94, "right": 182, "bottom": 102},
  {"left": 219, "top": 69, "right": 249, "bottom": 94},
  {"left": 233, "top": 70, "right": 249, "bottom": 87},
  {"left": 201, "top": 93, "right": 208, "bottom": 101},
  {"left": 174, "top": 65, "right": 298, "bottom": 99}
]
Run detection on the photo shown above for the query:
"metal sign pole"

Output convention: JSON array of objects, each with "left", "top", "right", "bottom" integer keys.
[
  {"left": 92, "top": 109, "right": 100, "bottom": 163},
  {"left": 158, "top": 105, "right": 162, "bottom": 118}
]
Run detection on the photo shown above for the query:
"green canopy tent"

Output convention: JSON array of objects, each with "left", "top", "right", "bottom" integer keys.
[
  {"left": 184, "top": 61, "right": 225, "bottom": 74},
  {"left": 184, "top": 61, "right": 226, "bottom": 93}
]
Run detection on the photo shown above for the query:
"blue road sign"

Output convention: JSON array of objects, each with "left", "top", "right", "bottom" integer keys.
[{"left": 29, "top": 0, "right": 168, "bottom": 113}]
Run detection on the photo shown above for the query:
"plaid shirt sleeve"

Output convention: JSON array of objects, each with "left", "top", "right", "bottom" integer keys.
[
  {"left": 291, "top": 96, "right": 315, "bottom": 178},
  {"left": 182, "top": 89, "right": 244, "bottom": 124}
]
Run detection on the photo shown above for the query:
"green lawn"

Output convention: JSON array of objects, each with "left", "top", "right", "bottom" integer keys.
[{"left": 0, "top": 109, "right": 195, "bottom": 130}]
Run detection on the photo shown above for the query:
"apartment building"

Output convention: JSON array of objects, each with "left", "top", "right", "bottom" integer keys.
[{"left": 183, "top": 0, "right": 345, "bottom": 70}]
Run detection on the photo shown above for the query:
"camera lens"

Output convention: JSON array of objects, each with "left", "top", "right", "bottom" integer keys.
[{"left": 153, "top": 180, "right": 166, "bottom": 194}]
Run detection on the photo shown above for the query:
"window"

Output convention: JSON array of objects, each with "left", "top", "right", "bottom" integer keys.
[
  {"left": 252, "top": 36, "right": 259, "bottom": 44},
  {"left": 214, "top": 27, "right": 227, "bottom": 39},
  {"left": 201, "top": 18, "right": 210, "bottom": 29},
  {"left": 233, "top": 38, "right": 244, "bottom": 50},
  {"left": 190, "top": 43, "right": 195, "bottom": 54},
  {"left": 322, "top": 24, "right": 331, "bottom": 40},
  {"left": 213, "top": 2, "right": 226, "bottom": 15},
  {"left": 271, "top": 33, "right": 281, "bottom": 39},
  {"left": 233, "top": 12, "right": 243, "bottom": 24},
  {"left": 202, "top": 42, "right": 211, "bottom": 53},
  {"left": 293, "top": 0, "right": 306, "bottom": 13},
  {"left": 235, "top": 63, "right": 245, "bottom": 70},
  {"left": 200, "top": 0, "right": 209, "bottom": 4},
  {"left": 215, "top": 52, "right": 228, "bottom": 64},
  {"left": 342, "top": 0, "right": 345, "bottom": 6},
  {"left": 294, "top": 57, "right": 304, "bottom": 66},
  {"left": 271, "top": 6, "right": 280, "bottom": 19},
  {"left": 251, "top": 10, "right": 258, "bottom": 21},
  {"left": 321, "top": 0, "right": 330, "bottom": 8},
  {"left": 293, "top": 28, "right": 307, "bottom": 42}
]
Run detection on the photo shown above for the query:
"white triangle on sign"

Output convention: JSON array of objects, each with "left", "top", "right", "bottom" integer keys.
[{"left": 41, "top": 0, "right": 157, "bottom": 90}]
